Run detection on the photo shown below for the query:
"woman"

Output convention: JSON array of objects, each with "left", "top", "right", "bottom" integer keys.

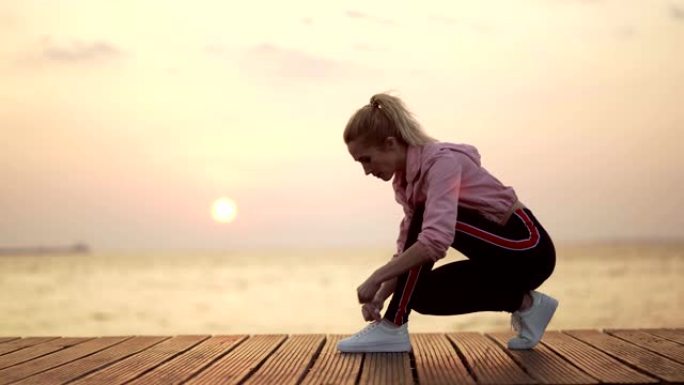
[{"left": 338, "top": 93, "right": 557, "bottom": 352}]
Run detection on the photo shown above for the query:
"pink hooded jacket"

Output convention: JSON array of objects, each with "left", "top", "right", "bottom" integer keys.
[{"left": 392, "top": 142, "right": 522, "bottom": 261}]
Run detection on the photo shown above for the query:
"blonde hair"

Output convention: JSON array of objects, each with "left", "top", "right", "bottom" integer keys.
[{"left": 343, "top": 93, "right": 435, "bottom": 147}]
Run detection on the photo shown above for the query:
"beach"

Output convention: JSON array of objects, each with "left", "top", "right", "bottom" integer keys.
[{"left": 0, "top": 242, "right": 682, "bottom": 336}]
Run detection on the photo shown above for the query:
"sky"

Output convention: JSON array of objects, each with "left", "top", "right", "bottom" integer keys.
[{"left": 1, "top": 0, "right": 683, "bottom": 251}]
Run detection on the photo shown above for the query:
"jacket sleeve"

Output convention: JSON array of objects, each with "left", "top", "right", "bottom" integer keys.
[{"left": 416, "top": 155, "right": 462, "bottom": 261}]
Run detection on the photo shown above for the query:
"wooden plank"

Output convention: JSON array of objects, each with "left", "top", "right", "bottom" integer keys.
[
  {"left": 0, "top": 331, "right": 681, "bottom": 385},
  {"left": 0, "top": 337, "right": 126, "bottom": 385},
  {"left": 0, "top": 338, "right": 90, "bottom": 370},
  {"left": 0, "top": 338, "right": 20, "bottom": 345},
  {"left": 300, "top": 335, "right": 362, "bottom": 385},
  {"left": 566, "top": 329, "right": 684, "bottom": 383},
  {"left": 126, "top": 335, "right": 246, "bottom": 385},
  {"left": 0, "top": 337, "right": 59, "bottom": 356},
  {"left": 607, "top": 329, "right": 684, "bottom": 364},
  {"left": 644, "top": 328, "right": 684, "bottom": 345},
  {"left": 358, "top": 352, "right": 412, "bottom": 385},
  {"left": 183, "top": 334, "right": 287, "bottom": 385},
  {"left": 69, "top": 335, "right": 207, "bottom": 385},
  {"left": 541, "top": 331, "right": 657, "bottom": 384},
  {"left": 487, "top": 331, "right": 598, "bottom": 384},
  {"left": 243, "top": 334, "right": 324, "bottom": 385},
  {"left": 410, "top": 333, "right": 475, "bottom": 385},
  {"left": 447, "top": 332, "right": 534, "bottom": 385},
  {"left": 9, "top": 336, "right": 166, "bottom": 385}
]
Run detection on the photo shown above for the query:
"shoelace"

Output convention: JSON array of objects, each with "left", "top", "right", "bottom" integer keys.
[{"left": 351, "top": 322, "right": 381, "bottom": 339}]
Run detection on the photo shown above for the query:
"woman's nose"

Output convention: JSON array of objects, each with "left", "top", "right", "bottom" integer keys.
[{"left": 363, "top": 164, "right": 372, "bottom": 175}]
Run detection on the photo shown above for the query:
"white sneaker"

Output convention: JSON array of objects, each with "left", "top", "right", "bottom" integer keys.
[
  {"left": 337, "top": 319, "right": 411, "bottom": 353},
  {"left": 508, "top": 291, "right": 558, "bottom": 350}
]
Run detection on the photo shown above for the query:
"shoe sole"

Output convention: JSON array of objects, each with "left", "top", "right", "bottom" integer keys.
[{"left": 337, "top": 341, "right": 411, "bottom": 353}]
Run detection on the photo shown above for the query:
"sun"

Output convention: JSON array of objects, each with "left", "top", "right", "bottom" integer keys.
[{"left": 211, "top": 197, "right": 237, "bottom": 223}]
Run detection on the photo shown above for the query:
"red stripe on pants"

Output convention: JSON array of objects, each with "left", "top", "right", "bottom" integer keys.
[
  {"left": 393, "top": 265, "right": 422, "bottom": 325},
  {"left": 455, "top": 209, "right": 540, "bottom": 250}
]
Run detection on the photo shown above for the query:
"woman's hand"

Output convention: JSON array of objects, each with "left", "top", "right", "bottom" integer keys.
[
  {"left": 357, "top": 275, "right": 381, "bottom": 304},
  {"left": 361, "top": 300, "right": 383, "bottom": 322}
]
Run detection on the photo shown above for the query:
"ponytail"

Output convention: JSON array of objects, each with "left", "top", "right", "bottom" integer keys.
[{"left": 343, "top": 93, "right": 435, "bottom": 147}]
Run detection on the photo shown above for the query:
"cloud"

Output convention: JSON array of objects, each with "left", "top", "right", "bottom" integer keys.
[
  {"left": 40, "top": 38, "right": 122, "bottom": 63},
  {"left": 428, "top": 15, "right": 493, "bottom": 33},
  {"left": 670, "top": 3, "right": 684, "bottom": 20},
  {"left": 429, "top": 15, "right": 459, "bottom": 25},
  {"left": 551, "top": 0, "right": 601, "bottom": 3},
  {"left": 345, "top": 10, "right": 396, "bottom": 26},
  {"left": 240, "top": 44, "right": 356, "bottom": 80},
  {"left": 206, "top": 43, "right": 380, "bottom": 83},
  {"left": 353, "top": 43, "right": 387, "bottom": 53},
  {"left": 204, "top": 43, "right": 229, "bottom": 55},
  {"left": 615, "top": 26, "right": 637, "bottom": 40},
  {"left": 0, "top": 10, "right": 17, "bottom": 31}
]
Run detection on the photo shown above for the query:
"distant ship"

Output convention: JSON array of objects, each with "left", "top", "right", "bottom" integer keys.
[{"left": 0, "top": 243, "right": 91, "bottom": 256}]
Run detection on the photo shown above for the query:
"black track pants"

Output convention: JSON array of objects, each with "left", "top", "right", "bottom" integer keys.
[{"left": 383, "top": 205, "right": 556, "bottom": 325}]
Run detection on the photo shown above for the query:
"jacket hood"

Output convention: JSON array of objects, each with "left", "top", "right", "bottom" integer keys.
[{"left": 438, "top": 142, "right": 482, "bottom": 166}]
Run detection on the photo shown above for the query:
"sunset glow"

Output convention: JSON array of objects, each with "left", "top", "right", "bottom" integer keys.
[{"left": 0, "top": 0, "right": 682, "bottom": 250}]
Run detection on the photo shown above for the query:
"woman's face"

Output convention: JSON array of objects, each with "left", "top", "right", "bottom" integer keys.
[{"left": 347, "top": 137, "right": 406, "bottom": 182}]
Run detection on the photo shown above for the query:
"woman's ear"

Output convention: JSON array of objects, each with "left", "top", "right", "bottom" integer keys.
[{"left": 384, "top": 136, "right": 399, "bottom": 150}]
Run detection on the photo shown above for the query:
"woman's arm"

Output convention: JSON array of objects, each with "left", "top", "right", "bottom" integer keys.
[
  {"left": 361, "top": 277, "right": 397, "bottom": 321},
  {"left": 373, "top": 277, "right": 397, "bottom": 302},
  {"left": 371, "top": 242, "right": 431, "bottom": 284},
  {"left": 357, "top": 242, "right": 432, "bottom": 303},
  {"left": 358, "top": 155, "right": 464, "bottom": 303}
]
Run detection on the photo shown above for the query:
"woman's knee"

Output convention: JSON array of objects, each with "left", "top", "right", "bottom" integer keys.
[
  {"left": 409, "top": 286, "right": 436, "bottom": 314},
  {"left": 410, "top": 300, "right": 432, "bottom": 315}
]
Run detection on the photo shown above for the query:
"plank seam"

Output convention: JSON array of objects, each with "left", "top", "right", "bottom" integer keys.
[
  {"left": 487, "top": 333, "right": 602, "bottom": 384},
  {"left": 354, "top": 351, "right": 366, "bottom": 385},
  {"left": 537, "top": 340, "right": 603, "bottom": 383},
  {"left": 0, "top": 338, "right": 60, "bottom": 358},
  {"left": 446, "top": 334, "right": 478, "bottom": 383},
  {"left": 642, "top": 329, "right": 684, "bottom": 347},
  {"left": 64, "top": 337, "right": 171, "bottom": 385},
  {"left": 6, "top": 337, "right": 129, "bottom": 385},
  {"left": 295, "top": 335, "right": 326, "bottom": 385},
  {"left": 606, "top": 330, "right": 684, "bottom": 364},
  {"left": 234, "top": 335, "right": 289, "bottom": 385},
  {"left": 177, "top": 335, "right": 250, "bottom": 385},
  {"left": 176, "top": 335, "right": 249, "bottom": 385},
  {"left": 561, "top": 330, "right": 662, "bottom": 382},
  {"left": 539, "top": 334, "right": 659, "bottom": 384},
  {"left": 408, "top": 350, "right": 420, "bottom": 385},
  {"left": 114, "top": 336, "right": 210, "bottom": 385},
  {"left": 484, "top": 334, "right": 539, "bottom": 381},
  {"left": 0, "top": 338, "right": 96, "bottom": 371},
  {"left": 57, "top": 337, "right": 169, "bottom": 385}
]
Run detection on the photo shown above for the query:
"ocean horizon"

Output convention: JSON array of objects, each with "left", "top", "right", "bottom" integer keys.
[{"left": 1, "top": 241, "right": 682, "bottom": 337}]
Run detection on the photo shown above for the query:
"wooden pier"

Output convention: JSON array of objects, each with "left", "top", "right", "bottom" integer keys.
[{"left": 0, "top": 329, "right": 682, "bottom": 384}]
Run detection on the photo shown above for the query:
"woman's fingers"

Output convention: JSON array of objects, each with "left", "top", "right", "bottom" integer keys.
[
  {"left": 357, "top": 279, "right": 381, "bottom": 304},
  {"left": 357, "top": 285, "right": 370, "bottom": 303},
  {"left": 371, "top": 306, "right": 381, "bottom": 322},
  {"left": 361, "top": 303, "right": 382, "bottom": 322},
  {"left": 361, "top": 306, "right": 371, "bottom": 321}
]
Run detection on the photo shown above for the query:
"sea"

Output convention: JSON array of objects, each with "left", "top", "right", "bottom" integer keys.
[{"left": 0, "top": 242, "right": 682, "bottom": 336}]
